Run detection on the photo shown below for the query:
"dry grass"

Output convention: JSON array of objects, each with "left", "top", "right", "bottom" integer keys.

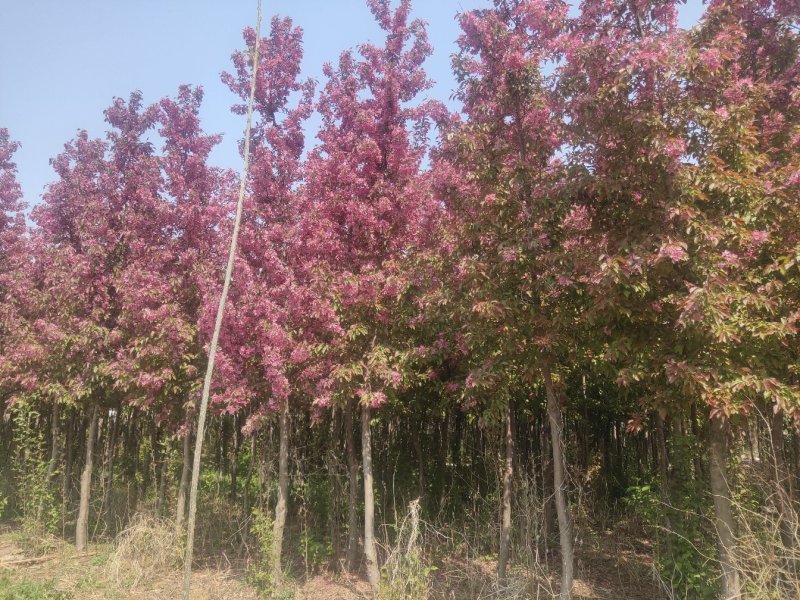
[
  {"left": 0, "top": 518, "right": 258, "bottom": 599},
  {"left": 0, "top": 514, "right": 665, "bottom": 599},
  {"left": 106, "top": 514, "right": 182, "bottom": 588}
]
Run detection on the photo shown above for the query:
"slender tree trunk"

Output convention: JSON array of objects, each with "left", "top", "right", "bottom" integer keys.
[
  {"left": 690, "top": 402, "right": 705, "bottom": 480},
  {"left": 654, "top": 411, "right": 674, "bottom": 554},
  {"left": 231, "top": 415, "right": 241, "bottom": 502},
  {"left": 46, "top": 403, "right": 61, "bottom": 483},
  {"left": 76, "top": 405, "right": 99, "bottom": 552},
  {"left": 744, "top": 413, "right": 758, "bottom": 464},
  {"left": 497, "top": 403, "right": 514, "bottom": 587},
  {"left": 102, "top": 405, "right": 119, "bottom": 525},
  {"left": 157, "top": 453, "right": 168, "bottom": 515},
  {"left": 123, "top": 410, "right": 139, "bottom": 521},
  {"left": 345, "top": 397, "right": 359, "bottom": 572},
  {"left": 412, "top": 421, "right": 426, "bottom": 507},
  {"left": 544, "top": 368, "right": 574, "bottom": 599},
  {"left": 176, "top": 423, "right": 192, "bottom": 533},
  {"left": 541, "top": 416, "right": 555, "bottom": 557},
  {"left": 243, "top": 435, "right": 256, "bottom": 519},
  {"left": 143, "top": 423, "right": 157, "bottom": 503},
  {"left": 326, "top": 409, "right": 342, "bottom": 565},
  {"left": 181, "top": 4, "right": 261, "bottom": 595},
  {"left": 216, "top": 418, "right": 224, "bottom": 477},
  {"left": 654, "top": 412, "right": 670, "bottom": 483},
  {"left": 362, "top": 404, "right": 380, "bottom": 593},
  {"left": 62, "top": 408, "right": 75, "bottom": 538},
  {"left": 271, "top": 398, "right": 290, "bottom": 578},
  {"left": 39, "top": 402, "right": 60, "bottom": 522},
  {"left": 708, "top": 418, "right": 741, "bottom": 599}
]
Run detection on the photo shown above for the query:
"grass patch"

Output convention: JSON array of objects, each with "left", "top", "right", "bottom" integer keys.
[{"left": 0, "top": 572, "right": 71, "bottom": 600}]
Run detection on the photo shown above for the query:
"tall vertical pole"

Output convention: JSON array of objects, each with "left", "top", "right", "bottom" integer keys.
[{"left": 182, "top": 2, "right": 262, "bottom": 597}]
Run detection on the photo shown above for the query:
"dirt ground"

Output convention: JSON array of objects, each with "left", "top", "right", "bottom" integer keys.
[{"left": 0, "top": 523, "right": 663, "bottom": 599}]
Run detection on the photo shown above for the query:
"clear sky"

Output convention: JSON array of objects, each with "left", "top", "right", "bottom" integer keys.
[{"left": 0, "top": 0, "right": 705, "bottom": 205}]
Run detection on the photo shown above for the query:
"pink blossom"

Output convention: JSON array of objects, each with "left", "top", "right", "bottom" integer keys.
[
  {"left": 563, "top": 205, "right": 591, "bottom": 231},
  {"left": 658, "top": 243, "right": 688, "bottom": 263},
  {"left": 500, "top": 247, "right": 517, "bottom": 262},
  {"left": 721, "top": 251, "right": 740, "bottom": 266},
  {"left": 369, "top": 390, "right": 387, "bottom": 409}
]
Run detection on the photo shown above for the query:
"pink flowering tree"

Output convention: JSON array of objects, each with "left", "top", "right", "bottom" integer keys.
[
  {"left": 24, "top": 92, "right": 165, "bottom": 550},
  {"left": 431, "top": 0, "right": 586, "bottom": 591},
  {"left": 113, "top": 84, "right": 237, "bottom": 527},
  {"left": 0, "top": 129, "right": 28, "bottom": 397},
  {"left": 218, "top": 17, "right": 315, "bottom": 575},
  {"left": 298, "top": 0, "right": 442, "bottom": 588},
  {"left": 560, "top": 1, "right": 800, "bottom": 595}
]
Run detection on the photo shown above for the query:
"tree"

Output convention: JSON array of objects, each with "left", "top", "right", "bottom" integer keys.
[
  {"left": 562, "top": 1, "right": 800, "bottom": 595},
  {"left": 0, "top": 129, "right": 28, "bottom": 398},
  {"left": 28, "top": 92, "right": 164, "bottom": 550},
  {"left": 434, "top": 1, "right": 579, "bottom": 593},
  {"left": 299, "top": 0, "right": 442, "bottom": 589},
  {"left": 219, "top": 16, "right": 314, "bottom": 577}
]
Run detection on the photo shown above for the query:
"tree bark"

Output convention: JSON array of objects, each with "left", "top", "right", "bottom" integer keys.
[
  {"left": 176, "top": 422, "right": 192, "bottom": 533},
  {"left": 326, "top": 408, "right": 342, "bottom": 565},
  {"left": 62, "top": 408, "right": 75, "bottom": 538},
  {"left": 412, "top": 421, "right": 426, "bottom": 507},
  {"left": 544, "top": 368, "right": 574, "bottom": 599},
  {"left": 345, "top": 397, "right": 359, "bottom": 572},
  {"left": 497, "top": 403, "right": 514, "bottom": 587},
  {"left": 362, "top": 404, "right": 380, "bottom": 593},
  {"left": 98, "top": 405, "right": 119, "bottom": 529},
  {"left": 75, "top": 405, "right": 99, "bottom": 552},
  {"left": 157, "top": 452, "right": 168, "bottom": 515},
  {"left": 654, "top": 411, "right": 674, "bottom": 554},
  {"left": 231, "top": 415, "right": 241, "bottom": 502},
  {"left": 541, "top": 416, "right": 556, "bottom": 556},
  {"left": 271, "top": 398, "right": 290, "bottom": 578},
  {"left": 243, "top": 435, "right": 256, "bottom": 520},
  {"left": 708, "top": 417, "right": 741, "bottom": 600},
  {"left": 690, "top": 402, "right": 705, "bottom": 481},
  {"left": 39, "top": 402, "right": 60, "bottom": 522}
]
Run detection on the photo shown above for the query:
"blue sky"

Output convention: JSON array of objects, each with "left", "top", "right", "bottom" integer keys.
[{"left": 1, "top": 0, "right": 705, "bottom": 204}]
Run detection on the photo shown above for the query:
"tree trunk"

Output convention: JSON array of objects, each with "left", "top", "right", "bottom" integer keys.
[
  {"left": 326, "top": 409, "right": 342, "bottom": 565},
  {"left": 143, "top": 423, "right": 157, "bottom": 503},
  {"left": 101, "top": 405, "right": 119, "bottom": 525},
  {"left": 176, "top": 423, "right": 192, "bottom": 533},
  {"left": 708, "top": 418, "right": 741, "bottom": 599},
  {"left": 345, "top": 397, "right": 359, "bottom": 572},
  {"left": 123, "top": 410, "right": 139, "bottom": 520},
  {"left": 157, "top": 453, "right": 168, "bottom": 515},
  {"left": 39, "top": 402, "right": 60, "bottom": 522},
  {"left": 497, "top": 403, "right": 514, "bottom": 587},
  {"left": 75, "top": 405, "right": 99, "bottom": 552},
  {"left": 362, "top": 404, "right": 380, "bottom": 592},
  {"left": 690, "top": 402, "right": 705, "bottom": 481},
  {"left": 544, "top": 368, "right": 574, "bottom": 599},
  {"left": 62, "top": 408, "right": 75, "bottom": 538},
  {"left": 231, "top": 415, "right": 241, "bottom": 502},
  {"left": 271, "top": 398, "right": 290, "bottom": 578},
  {"left": 243, "top": 435, "right": 256, "bottom": 520},
  {"left": 653, "top": 411, "right": 675, "bottom": 558},
  {"left": 412, "top": 421, "right": 426, "bottom": 507},
  {"left": 541, "top": 416, "right": 555, "bottom": 557}
]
